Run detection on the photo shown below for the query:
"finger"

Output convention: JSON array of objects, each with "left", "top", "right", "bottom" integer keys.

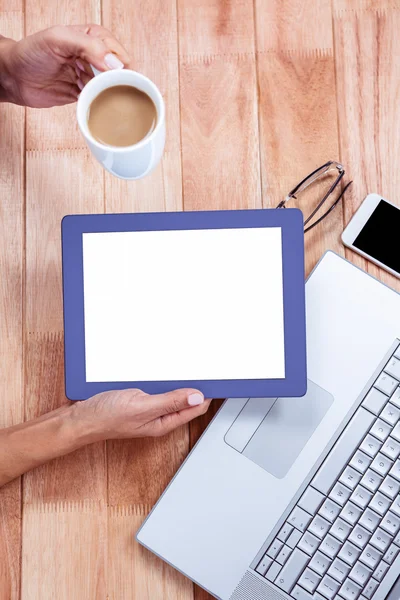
[
  {"left": 144, "top": 388, "right": 205, "bottom": 418},
  {"left": 77, "top": 70, "right": 92, "bottom": 88},
  {"left": 75, "top": 58, "right": 93, "bottom": 76},
  {"left": 72, "top": 24, "right": 131, "bottom": 67},
  {"left": 47, "top": 25, "right": 125, "bottom": 73},
  {"left": 39, "top": 82, "right": 79, "bottom": 107},
  {"left": 153, "top": 400, "right": 212, "bottom": 437}
]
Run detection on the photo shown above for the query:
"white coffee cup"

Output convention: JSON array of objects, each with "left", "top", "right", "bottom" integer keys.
[{"left": 77, "top": 68, "right": 166, "bottom": 180}]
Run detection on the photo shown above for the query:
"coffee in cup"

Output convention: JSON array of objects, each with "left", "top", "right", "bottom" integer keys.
[{"left": 87, "top": 84, "right": 157, "bottom": 147}]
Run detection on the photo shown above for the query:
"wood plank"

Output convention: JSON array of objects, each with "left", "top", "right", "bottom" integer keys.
[
  {"left": 255, "top": 0, "right": 333, "bottom": 53},
  {"left": 0, "top": 11, "right": 24, "bottom": 600},
  {"left": 25, "top": 0, "right": 100, "bottom": 151},
  {"left": 22, "top": 502, "right": 106, "bottom": 600},
  {"left": 22, "top": 150, "right": 106, "bottom": 598},
  {"left": 101, "top": 0, "right": 187, "bottom": 598},
  {"left": 255, "top": 1, "right": 342, "bottom": 276},
  {"left": 333, "top": 6, "right": 400, "bottom": 290},
  {"left": 334, "top": 0, "right": 400, "bottom": 11}
]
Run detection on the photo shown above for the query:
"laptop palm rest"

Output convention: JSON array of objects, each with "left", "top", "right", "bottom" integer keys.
[{"left": 224, "top": 380, "right": 334, "bottom": 479}]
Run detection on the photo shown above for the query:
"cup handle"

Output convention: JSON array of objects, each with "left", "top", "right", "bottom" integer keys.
[{"left": 90, "top": 65, "right": 101, "bottom": 77}]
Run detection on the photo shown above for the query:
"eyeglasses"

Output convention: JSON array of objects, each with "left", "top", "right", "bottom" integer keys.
[{"left": 276, "top": 161, "right": 352, "bottom": 233}]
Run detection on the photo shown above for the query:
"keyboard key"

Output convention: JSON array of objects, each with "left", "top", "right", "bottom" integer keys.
[
  {"left": 383, "top": 543, "right": 399, "bottom": 564},
  {"left": 277, "top": 522, "right": 293, "bottom": 543},
  {"left": 381, "top": 510, "right": 400, "bottom": 535},
  {"left": 276, "top": 544, "right": 292, "bottom": 566},
  {"left": 287, "top": 528, "right": 303, "bottom": 548},
  {"left": 372, "top": 559, "right": 389, "bottom": 582},
  {"left": 267, "top": 539, "right": 283, "bottom": 559},
  {"left": 339, "top": 541, "right": 361, "bottom": 566},
  {"left": 317, "top": 574, "right": 340, "bottom": 599},
  {"left": 359, "top": 508, "right": 381, "bottom": 533},
  {"left": 309, "top": 515, "right": 331, "bottom": 539},
  {"left": 391, "top": 495, "right": 400, "bottom": 516},
  {"left": 275, "top": 548, "right": 309, "bottom": 593},
  {"left": 310, "top": 551, "right": 331, "bottom": 576},
  {"left": 360, "top": 435, "right": 381, "bottom": 458},
  {"left": 290, "top": 585, "right": 313, "bottom": 599},
  {"left": 320, "top": 499, "right": 341, "bottom": 523},
  {"left": 363, "top": 578, "right": 379, "bottom": 599},
  {"left": 265, "top": 560, "right": 282, "bottom": 582},
  {"left": 380, "top": 402, "right": 400, "bottom": 427},
  {"left": 349, "top": 561, "right": 372, "bottom": 586},
  {"left": 370, "top": 528, "right": 391, "bottom": 553},
  {"left": 369, "top": 491, "right": 391, "bottom": 516},
  {"left": 349, "top": 525, "right": 371, "bottom": 549},
  {"left": 288, "top": 506, "right": 313, "bottom": 533},
  {"left": 361, "top": 469, "right": 382, "bottom": 493},
  {"left": 389, "top": 460, "right": 400, "bottom": 481},
  {"left": 330, "top": 518, "right": 351, "bottom": 542},
  {"left": 350, "top": 485, "right": 373, "bottom": 509},
  {"left": 385, "top": 356, "right": 400, "bottom": 380},
  {"left": 298, "top": 487, "right": 324, "bottom": 515},
  {"left": 394, "top": 346, "right": 400, "bottom": 360},
  {"left": 340, "top": 502, "right": 362, "bottom": 526},
  {"left": 312, "top": 409, "right": 374, "bottom": 495},
  {"left": 375, "top": 373, "right": 398, "bottom": 396},
  {"left": 370, "top": 419, "right": 391, "bottom": 442},
  {"left": 381, "top": 437, "right": 400, "bottom": 461},
  {"left": 390, "top": 385, "right": 400, "bottom": 408},
  {"left": 330, "top": 482, "right": 352, "bottom": 506},
  {"left": 256, "top": 554, "right": 272, "bottom": 576},
  {"left": 320, "top": 534, "right": 341, "bottom": 559},
  {"left": 380, "top": 475, "right": 400, "bottom": 499},
  {"left": 327, "top": 557, "right": 350, "bottom": 583},
  {"left": 298, "top": 568, "right": 321, "bottom": 593},
  {"left": 340, "top": 466, "right": 362, "bottom": 491},
  {"left": 371, "top": 453, "right": 392, "bottom": 478},
  {"left": 360, "top": 545, "right": 382, "bottom": 570},
  {"left": 363, "top": 387, "right": 389, "bottom": 415},
  {"left": 350, "top": 451, "right": 372, "bottom": 475},
  {"left": 298, "top": 532, "right": 319, "bottom": 557},
  {"left": 339, "top": 578, "right": 363, "bottom": 600}
]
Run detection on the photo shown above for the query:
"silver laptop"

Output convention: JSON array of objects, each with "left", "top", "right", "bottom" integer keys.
[{"left": 137, "top": 252, "right": 400, "bottom": 600}]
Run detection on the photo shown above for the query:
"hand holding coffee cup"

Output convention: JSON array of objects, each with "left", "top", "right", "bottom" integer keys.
[{"left": 77, "top": 66, "right": 165, "bottom": 180}]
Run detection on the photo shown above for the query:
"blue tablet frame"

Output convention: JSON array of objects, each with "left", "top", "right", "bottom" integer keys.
[{"left": 62, "top": 209, "right": 306, "bottom": 400}]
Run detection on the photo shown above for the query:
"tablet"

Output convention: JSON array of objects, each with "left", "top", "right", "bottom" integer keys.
[{"left": 62, "top": 209, "right": 306, "bottom": 400}]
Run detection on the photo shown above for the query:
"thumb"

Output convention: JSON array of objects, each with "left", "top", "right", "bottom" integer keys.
[{"left": 146, "top": 388, "right": 205, "bottom": 417}]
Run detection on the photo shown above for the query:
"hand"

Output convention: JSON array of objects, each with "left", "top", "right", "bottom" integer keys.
[
  {"left": 72, "top": 388, "right": 212, "bottom": 440},
  {"left": 0, "top": 24, "right": 130, "bottom": 108}
]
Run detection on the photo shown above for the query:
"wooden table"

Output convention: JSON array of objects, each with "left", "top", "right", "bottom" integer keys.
[{"left": 1, "top": 0, "right": 400, "bottom": 598}]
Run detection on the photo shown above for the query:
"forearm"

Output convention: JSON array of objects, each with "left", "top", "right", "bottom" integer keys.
[
  {"left": 0, "top": 404, "right": 102, "bottom": 487},
  {"left": 0, "top": 36, "right": 17, "bottom": 103}
]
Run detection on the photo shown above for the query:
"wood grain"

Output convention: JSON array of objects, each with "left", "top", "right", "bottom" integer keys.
[
  {"left": 333, "top": 6, "right": 400, "bottom": 290},
  {"left": 1, "top": 0, "right": 399, "bottom": 598},
  {"left": 0, "top": 10, "right": 24, "bottom": 600}
]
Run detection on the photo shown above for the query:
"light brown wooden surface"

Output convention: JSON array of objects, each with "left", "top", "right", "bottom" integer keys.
[{"left": 0, "top": 1, "right": 399, "bottom": 598}]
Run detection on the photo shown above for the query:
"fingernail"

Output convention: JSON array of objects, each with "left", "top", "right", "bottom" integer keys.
[
  {"left": 75, "top": 65, "right": 81, "bottom": 78},
  {"left": 76, "top": 59, "right": 85, "bottom": 72},
  {"left": 188, "top": 393, "right": 204, "bottom": 406},
  {"left": 77, "top": 79, "right": 84, "bottom": 91},
  {"left": 104, "top": 53, "right": 124, "bottom": 70}
]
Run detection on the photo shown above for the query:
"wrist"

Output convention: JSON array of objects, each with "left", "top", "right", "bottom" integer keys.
[
  {"left": 0, "top": 37, "right": 18, "bottom": 103},
  {"left": 68, "top": 401, "right": 107, "bottom": 445}
]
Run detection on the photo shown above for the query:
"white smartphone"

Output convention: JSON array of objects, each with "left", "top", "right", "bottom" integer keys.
[{"left": 342, "top": 193, "right": 400, "bottom": 279}]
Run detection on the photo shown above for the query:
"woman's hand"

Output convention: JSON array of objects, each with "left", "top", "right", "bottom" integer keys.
[
  {"left": 72, "top": 388, "right": 211, "bottom": 441},
  {"left": 0, "top": 24, "right": 130, "bottom": 107},
  {"left": 0, "top": 388, "right": 211, "bottom": 488}
]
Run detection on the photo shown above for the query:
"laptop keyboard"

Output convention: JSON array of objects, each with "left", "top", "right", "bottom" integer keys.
[{"left": 254, "top": 342, "right": 400, "bottom": 600}]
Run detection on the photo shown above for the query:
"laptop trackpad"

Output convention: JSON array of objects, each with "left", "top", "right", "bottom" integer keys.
[{"left": 225, "top": 381, "right": 334, "bottom": 479}]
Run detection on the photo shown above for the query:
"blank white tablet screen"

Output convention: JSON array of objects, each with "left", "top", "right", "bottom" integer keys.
[{"left": 82, "top": 228, "right": 285, "bottom": 382}]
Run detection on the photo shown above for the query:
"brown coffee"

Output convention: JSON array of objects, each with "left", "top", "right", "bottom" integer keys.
[{"left": 87, "top": 85, "right": 157, "bottom": 147}]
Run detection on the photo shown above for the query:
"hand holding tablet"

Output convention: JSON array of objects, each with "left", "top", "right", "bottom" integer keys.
[{"left": 62, "top": 209, "right": 306, "bottom": 400}]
